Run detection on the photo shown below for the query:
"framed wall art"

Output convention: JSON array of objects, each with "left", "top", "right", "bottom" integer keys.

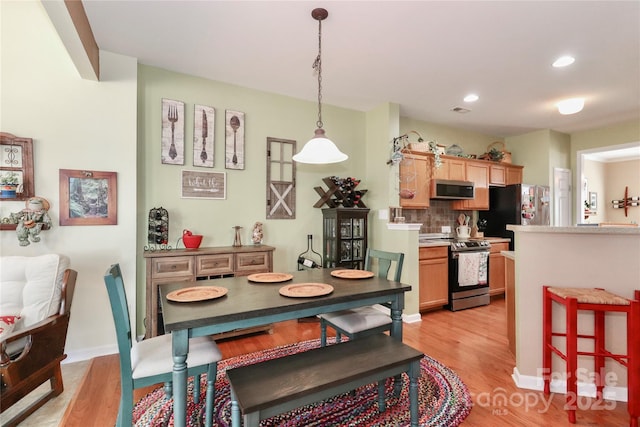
[
  {"left": 0, "top": 132, "right": 34, "bottom": 201},
  {"left": 225, "top": 110, "right": 245, "bottom": 170},
  {"left": 161, "top": 98, "right": 185, "bottom": 165},
  {"left": 59, "top": 169, "right": 117, "bottom": 226},
  {"left": 181, "top": 170, "right": 226, "bottom": 200},
  {"left": 194, "top": 105, "right": 215, "bottom": 168}
]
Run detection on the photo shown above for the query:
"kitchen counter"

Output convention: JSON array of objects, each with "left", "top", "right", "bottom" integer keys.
[
  {"left": 507, "top": 225, "right": 639, "bottom": 400},
  {"left": 501, "top": 250, "right": 515, "bottom": 260},
  {"left": 418, "top": 236, "right": 511, "bottom": 247}
]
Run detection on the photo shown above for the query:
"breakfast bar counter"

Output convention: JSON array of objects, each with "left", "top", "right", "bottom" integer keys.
[{"left": 506, "top": 225, "right": 639, "bottom": 399}]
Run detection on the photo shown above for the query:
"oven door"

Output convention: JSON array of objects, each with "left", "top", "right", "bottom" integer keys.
[{"left": 448, "top": 250, "right": 490, "bottom": 311}]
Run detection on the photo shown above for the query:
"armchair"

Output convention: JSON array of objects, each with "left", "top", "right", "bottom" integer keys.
[{"left": 0, "top": 254, "right": 77, "bottom": 427}]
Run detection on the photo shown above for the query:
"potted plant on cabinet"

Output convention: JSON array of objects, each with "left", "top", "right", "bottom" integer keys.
[{"left": 0, "top": 171, "right": 20, "bottom": 198}]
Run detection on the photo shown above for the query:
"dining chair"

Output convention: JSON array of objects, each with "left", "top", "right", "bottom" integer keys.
[
  {"left": 320, "top": 249, "right": 404, "bottom": 346},
  {"left": 104, "top": 264, "right": 222, "bottom": 427}
]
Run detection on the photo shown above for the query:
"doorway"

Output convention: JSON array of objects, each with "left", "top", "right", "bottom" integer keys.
[{"left": 553, "top": 168, "right": 571, "bottom": 226}]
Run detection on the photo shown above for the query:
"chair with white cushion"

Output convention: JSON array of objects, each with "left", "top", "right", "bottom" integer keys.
[
  {"left": 1, "top": 254, "right": 77, "bottom": 427},
  {"left": 320, "top": 249, "right": 404, "bottom": 346},
  {"left": 104, "top": 264, "right": 222, "bottom": 427}
]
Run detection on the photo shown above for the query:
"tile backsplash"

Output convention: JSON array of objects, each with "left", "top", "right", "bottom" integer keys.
[{"left": 403, "top": 200, "right": 474, "bottom": 233}]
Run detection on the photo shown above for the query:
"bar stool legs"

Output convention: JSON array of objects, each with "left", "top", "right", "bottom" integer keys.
[{"left": 542, "top": 286, "right": 639, "bottom": 426}]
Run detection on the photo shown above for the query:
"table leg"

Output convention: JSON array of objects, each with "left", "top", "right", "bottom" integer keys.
[
  {"left": 391, "top": 295, "right": 405, "bottom": 394},
  {"left": 409, "top": 360, "right": 420, "bottom": 427},
  {"left": 172, "top": 329, "right": 189, "bottom": 427}
]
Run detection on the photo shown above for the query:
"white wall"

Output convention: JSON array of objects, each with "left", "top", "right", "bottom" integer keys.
[{"left": 1, "top": 1, "right": 138, "bottom": 362}]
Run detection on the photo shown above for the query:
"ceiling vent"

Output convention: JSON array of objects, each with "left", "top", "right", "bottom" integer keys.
[{"left": 451, "top": 106, "right": 471, "bottom": 114}]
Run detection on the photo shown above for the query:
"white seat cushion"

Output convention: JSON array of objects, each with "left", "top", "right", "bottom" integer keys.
[
  {"left": 131, "top": 334, "right": 222, "bottom": 379},
  {"left": 320, "top": 306, "right": 391, "bottom": 334},
  {"left": 0, "top": 254, "right": 70, "bottom": 332}
]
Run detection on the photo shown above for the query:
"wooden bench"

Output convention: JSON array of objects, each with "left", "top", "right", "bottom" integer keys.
[{"left": 226, "top": 334, "right": 423, "bottom": 427}]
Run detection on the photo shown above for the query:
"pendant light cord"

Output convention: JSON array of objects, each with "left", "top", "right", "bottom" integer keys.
[{"left": 313, "top": 18, "right": 323, "bottom": 130}]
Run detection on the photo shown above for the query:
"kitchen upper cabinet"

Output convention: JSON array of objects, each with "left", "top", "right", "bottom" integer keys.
[
  {"left": 433, "top": 157, "right": 466, "bottom": 181},
  {"left": 399, "top": 154, "right": 430, "bottom": 208},
  {"left": 488, "top": 242, "right": 509, "bottom": 296},
  {"left": 506, "top": 165, "right": 523, "bottom": 185},
  {"left": 419, "top": 246, "right": 449, "bottom": 311},
  {"left": 489, "top": 164, "right": 506, "bottom": 186},
  {"left": 453, "top": 160, "right": 489, "bottom": 210}
]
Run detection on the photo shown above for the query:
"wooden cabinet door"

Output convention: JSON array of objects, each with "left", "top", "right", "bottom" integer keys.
[
  {"left": 448, "top": 158, "right": 466, "bottom": 181},
  {"left": 506, "top": 166, "right": 523, "bottom": 185},
  {"left": 488, "top": 242, "right": 509, "bottom": 295},
  {"left": 400, "top": 154, "right": 430, "bottom": 208},
  {"left": 453, "top": 161, "right": 489, "bottom": 210},
  {"left": 489, "top": 164, "right": 506, "bottom": 186},
  {"left": 419, "top": 247, "right": 449, "bottom": 311}
]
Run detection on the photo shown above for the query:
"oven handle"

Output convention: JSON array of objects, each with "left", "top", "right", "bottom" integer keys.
[{"left": 451, "top": 250, "right": 490, "bottom": 259}]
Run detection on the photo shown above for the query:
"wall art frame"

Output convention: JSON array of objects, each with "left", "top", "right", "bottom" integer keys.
[
  {"left": 0, "top": 132, "right": 35, "bottom": 202},
  {"left": 193, "top": 105, "right": 215, "bottom": 168},
  {"left": 225, "top": 110, "right": 245, "bottom": 170},
  {"left": 181, "top": 169, "right": 226, "bottom": 200},
  {"left": 161, "top": 98, "right": 185, "bottom": 165},
  {"left": 59, "top": 169, "right": 117, "bottom": 226}
]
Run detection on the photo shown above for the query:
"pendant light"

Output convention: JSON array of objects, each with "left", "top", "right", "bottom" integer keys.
[{"left": 292, "top": 8, "right": 348, "bottom": 164}]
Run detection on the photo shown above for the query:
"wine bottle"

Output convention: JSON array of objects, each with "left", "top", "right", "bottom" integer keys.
[{"left": 298, "top": 256, "right": 319, "bottom": 269}]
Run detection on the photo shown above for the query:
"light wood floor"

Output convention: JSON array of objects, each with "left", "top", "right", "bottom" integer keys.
[{"left": 60, "top": 297, "right": 630, "bottom": 426}]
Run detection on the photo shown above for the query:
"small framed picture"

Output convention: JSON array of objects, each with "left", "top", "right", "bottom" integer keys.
[
  {"left": 161, "top": 98, "right": 185, "bottom": 165},
  {"left": 181, "top": 170, "right": 226, "bottom": 200},
  {"left": 194, "top": 105, "right": 215, "bottom": 167},
  {"left": 225, "top": 110, "right": 245, "bottom": 170},
  {"left": 59, "top": 169, "right": 117, "bottom": 226},
  {"left": 589, "top": 192, "right": 598, "bottom": 211}
]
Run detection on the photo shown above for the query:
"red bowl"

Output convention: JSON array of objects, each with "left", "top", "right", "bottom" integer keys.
[{"left": 182, "top": 234, "right": 203, "bottom": 249}]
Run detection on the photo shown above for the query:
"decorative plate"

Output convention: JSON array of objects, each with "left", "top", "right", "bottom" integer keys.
[
  {"left": 279, "top": 283, "right": 334, "bottom": 298},
  {"left": 331, "top": 269, "right": 375, "bottom": 279},
  {"left": 247, "top": 272, "right": 294, "bottom": 283},
  {"left": 166, "top": 286, "right": 228, "bottom": 302}
]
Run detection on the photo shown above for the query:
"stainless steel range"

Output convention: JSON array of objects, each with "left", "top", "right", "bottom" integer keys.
[
  {"left": 420, "top": 234, "right": 491, "bottom": 311},
  {"left": 448, "top": 239, "right": 491, "bottom": 311}
]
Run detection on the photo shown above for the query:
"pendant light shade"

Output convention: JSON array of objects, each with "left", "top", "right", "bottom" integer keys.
[
  {"left": 293, "top": 129, "right": 348, "bottom": 164},
  {"left": 293, "top": 8, "right": 348, "bottom": 165}
]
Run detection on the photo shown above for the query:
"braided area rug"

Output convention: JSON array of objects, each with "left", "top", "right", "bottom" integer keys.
[{"left": 132, "top": 338, "right": 472, "bottom": 426}]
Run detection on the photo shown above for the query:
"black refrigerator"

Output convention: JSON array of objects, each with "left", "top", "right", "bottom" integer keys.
[{"left": 479, "top": 184, "right": 550, "bottom": 250}]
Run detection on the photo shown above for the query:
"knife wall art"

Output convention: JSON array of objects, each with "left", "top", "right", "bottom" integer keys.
[
  {"left": 194, "top": 105, "right": 215, "bottom": 168},
  {"left": 161, "top": 98, "right": 185, "bottom": 165},
  {"left": 225, "top": 110, "right": 245, "bottom": 170}
]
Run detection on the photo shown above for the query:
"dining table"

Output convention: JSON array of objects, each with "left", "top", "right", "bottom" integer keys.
[{"left": 158, "top": 267, "right": 412, "bottom": 427}]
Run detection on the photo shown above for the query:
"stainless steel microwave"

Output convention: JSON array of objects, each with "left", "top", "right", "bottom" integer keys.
[{"left": 431, "top": 179, "right": 475, "bottom": 200}]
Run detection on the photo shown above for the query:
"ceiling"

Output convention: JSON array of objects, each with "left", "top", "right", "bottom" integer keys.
[{"left": 81, "top": 1, "right": 639, "bottom": 140}]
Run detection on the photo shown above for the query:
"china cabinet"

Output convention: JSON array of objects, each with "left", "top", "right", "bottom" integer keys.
[{"left": 322, "top": 208, "right": 369, "bottom": 269}]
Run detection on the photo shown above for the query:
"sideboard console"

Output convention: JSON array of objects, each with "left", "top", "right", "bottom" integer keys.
[{"left": 144, "top": 245, "right": 275, "bottom": 338}]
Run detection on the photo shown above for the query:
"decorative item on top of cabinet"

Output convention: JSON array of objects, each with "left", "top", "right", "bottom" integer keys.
[
  {"left": 145, "top": 207, "right": 170, "bottom": 251},
  {"left": 252, "top": 222, "right": 264, "bottom": 244},
  {"left": 233, "top": 226, "right": 243, "bottom": 247},
  {"left": 322, "top": 208, "right": 369, "bottom": 269},
  {"left": 479, "top": 141, "right": 511, "bottom": 164},
  {"left": 314, "top": 176, "right": 367, "bottom": 208}
]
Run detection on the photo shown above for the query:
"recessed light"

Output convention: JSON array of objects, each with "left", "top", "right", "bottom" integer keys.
[
  {"left": 553, "top": 55, "right": 575, "bottom": 68},
  {"left": 464, "top": 94, "right": 479, "bottom": 103},
  {"left": 556, "top": 98, "right": 584, "bottom": 115}
]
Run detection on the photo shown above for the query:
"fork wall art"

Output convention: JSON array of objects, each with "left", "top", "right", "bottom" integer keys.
[
  {"left": 194, "top": 105, "right": 215, "bottom": 168},
  {"left": 225, "top": 110, "right": 245, "bottom": 170},
  {"left": 161, "top": 98, "right": 185, "bottom": 165}
]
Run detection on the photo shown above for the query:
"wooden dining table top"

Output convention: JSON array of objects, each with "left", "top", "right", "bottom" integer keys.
[{"left": 158, "top": 268, "right": 411, "bottom": 334}]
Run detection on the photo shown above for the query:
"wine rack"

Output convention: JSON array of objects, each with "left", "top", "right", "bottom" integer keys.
[
  {"left": 145, "top": 207, "right": 170, "bottom": 251},
  {"left": 611, "top": 186, "right": 639, "bottom": 217},
  {"left": 313, "top": 176, "right": 368, "bottom": 208}
]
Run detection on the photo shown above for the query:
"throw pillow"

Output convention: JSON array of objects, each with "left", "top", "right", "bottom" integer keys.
[{"left": 0, "top": 315, "right": 21, "bottom": 340}]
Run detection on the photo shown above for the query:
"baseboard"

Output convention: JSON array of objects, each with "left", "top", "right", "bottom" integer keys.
[
  {"left": 512, "top": 367, "right": 628, "bottom": 402},
  {"left": 64, "top": 344, "right": 118, "bottom": 364}
]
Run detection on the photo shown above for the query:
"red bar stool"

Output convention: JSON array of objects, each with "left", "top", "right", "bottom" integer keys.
[{"left": 543, "top": 286, "right": 639, "bottom": 426}]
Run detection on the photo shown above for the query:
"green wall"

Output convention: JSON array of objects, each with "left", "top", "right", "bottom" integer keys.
[{"left": 136, "top": 65, "right": 367, "bottom": 330}]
